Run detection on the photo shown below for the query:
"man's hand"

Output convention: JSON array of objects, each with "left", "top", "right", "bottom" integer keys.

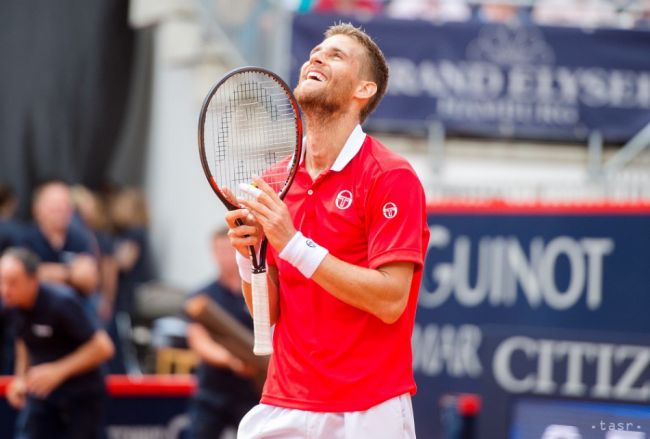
[
  {"left": 26, "top": 363, "right": 67, "bottom": 399},
  {"left": 37, "top": 263, "right": 69, "bottom": 284},
  {"left": 223, "top": 187, "right": 264, "bottom": 258},
  {"left": 6, "top": 376, "right": 27, "bottom": 409},
  {"left": 237, "top": 177, "right": 296, "bottom": 252}
]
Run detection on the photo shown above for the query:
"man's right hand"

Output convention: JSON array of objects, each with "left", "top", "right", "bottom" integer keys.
[
  {"left": 7, "top": 376, "right": 27, "bottom": 409},
  {"left": 224, "top": 208, "right": 263, "bottom": 257}
]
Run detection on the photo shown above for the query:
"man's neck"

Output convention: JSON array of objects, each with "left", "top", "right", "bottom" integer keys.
[
  {"left": 39, "top": 224, "right": 66, "bottom": 250},
  {"left": 22, "top": 283, "right": 39, "bottom": 310},
  {"left": 303, "top": 112, "right": 359, "bottom": 180}
]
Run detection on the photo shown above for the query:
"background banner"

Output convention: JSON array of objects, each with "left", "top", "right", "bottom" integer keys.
[
  {"left": 291, "top": 14, "right": 650, "bottom": 142},
  {"left": 413, "top": 204, "right": 650, "bottom": 438}
]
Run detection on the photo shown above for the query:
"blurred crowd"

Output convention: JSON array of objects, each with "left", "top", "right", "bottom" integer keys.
[
  {"left": 293, "top": 0, "right": 650, "bottom": 29},
  {"left": 0, "top": 180, "right": 154, "bottom": 374}
]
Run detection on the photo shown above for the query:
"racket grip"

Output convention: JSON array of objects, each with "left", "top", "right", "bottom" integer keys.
[{"left": 251, "top": 271, "right": 273, "bottom": 355}]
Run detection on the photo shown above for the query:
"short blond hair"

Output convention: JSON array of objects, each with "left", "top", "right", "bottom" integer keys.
[{"left": 325, "top": 23, "right": 389, "bottom": 123}]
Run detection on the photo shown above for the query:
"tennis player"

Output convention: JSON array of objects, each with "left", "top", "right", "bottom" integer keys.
[{"left": 226, "top": 23, "right": 429, "bottom": 438}]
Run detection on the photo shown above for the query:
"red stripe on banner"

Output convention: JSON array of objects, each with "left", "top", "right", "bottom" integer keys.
[
  {"left": 427, "top": 199, "right": 650, "bottom": 215},
  {"left": 0, "top": 376, "right": 9, "bottom": 396},
  {"left": 0, "top": 375, "right": 197, "bottom": 398},
  {"left": 106, "top": 375, "right": 196, "bottom": 397}
]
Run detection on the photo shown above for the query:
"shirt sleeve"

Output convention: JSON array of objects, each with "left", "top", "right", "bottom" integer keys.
[
  {"left": 365, "top": 168, "right": 427, "bottom": 270},
  {"left": 67, "top": 225, "right": 97, "bottom": 256},
  {"left": 57, "top": 292, "right": 97, "bottom": 344}
]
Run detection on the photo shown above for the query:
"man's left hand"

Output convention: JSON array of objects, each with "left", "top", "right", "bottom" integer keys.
[{"left": 238, "top": 177, "right": 297, "bottom": 252}]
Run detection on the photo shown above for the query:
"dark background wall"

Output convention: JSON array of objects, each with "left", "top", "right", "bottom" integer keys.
[{"left": 0, "top": 0, "right": 146, "bottom": 218}]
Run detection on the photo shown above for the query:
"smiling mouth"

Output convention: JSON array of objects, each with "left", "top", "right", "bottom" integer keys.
[{"left": 306, "top": 71, "right": 326, "bottom": 82}]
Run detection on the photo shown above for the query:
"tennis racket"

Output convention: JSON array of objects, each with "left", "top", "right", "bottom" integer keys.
[{"left": 198, "top": 67, "right": 302, "bottom": 355}]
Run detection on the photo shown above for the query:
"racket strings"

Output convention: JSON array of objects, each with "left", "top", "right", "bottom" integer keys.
[{"left": 205, "top": 71, "right": 298, "bottom": 198}]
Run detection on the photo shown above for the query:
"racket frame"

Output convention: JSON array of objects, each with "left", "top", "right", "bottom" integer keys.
[{"left": 197, "top": 66, "right": 303, "bottom": 355}]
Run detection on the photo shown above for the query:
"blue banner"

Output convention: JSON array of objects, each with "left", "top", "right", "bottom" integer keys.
[
  {"left": 412, "top": 208, "right": 650, "bottom": 438},
  {"left": 291, "top": 14, "right": 650, "bottom": 142}
]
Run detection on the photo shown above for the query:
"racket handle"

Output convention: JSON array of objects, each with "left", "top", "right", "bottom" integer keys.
[{"left": 251, "top": 271, "right": 273, "bottom": 355}]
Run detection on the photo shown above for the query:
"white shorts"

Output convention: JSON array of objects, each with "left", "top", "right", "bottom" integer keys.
[{"left": 237, "top": 393, "right": 416, "bottom": 439}]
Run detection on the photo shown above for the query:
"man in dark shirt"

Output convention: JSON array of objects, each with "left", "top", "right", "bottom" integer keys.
[
  {"left": 1, "top": 247, "right": 114, "bottom": 439},
  {"left": 21, "top": 180, "right": 98, "bottom": 298},
  {"left": 186, "top": 229, "right": 259, "bottom": 439},
  {"left": 0, "top": 182, "right": 23, "bottom": 373}
]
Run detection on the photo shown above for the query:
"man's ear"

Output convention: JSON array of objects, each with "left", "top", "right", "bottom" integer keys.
[{"left": 354, "top": 81, "right": 377, "bottom": 101}]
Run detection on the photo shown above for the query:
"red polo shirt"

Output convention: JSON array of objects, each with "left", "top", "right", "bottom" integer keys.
[{"left": 263, "top": 125, "right": 429, "bottom": 412}]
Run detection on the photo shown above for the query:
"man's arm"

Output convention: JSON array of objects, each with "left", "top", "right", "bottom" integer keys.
[
  {"left": 38, "top": 254, "right": 99, "bottom": 295},
  {"left": 231, "top": 177, "right": 415, "bottom": 324},
  {"left": 7, "top": 340, "right": 29, "bottom": 409},
  {"left": 187, "top": 323, "right": 255, "bottom": 376},
  {"left": 312, "top": 259, "right": 414, "bottom": 324},
  {"left": 26, "top": 330, "right": 114, "bottom": 399}
]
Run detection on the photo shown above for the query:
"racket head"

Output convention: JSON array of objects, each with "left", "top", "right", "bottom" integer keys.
[{"left": 198, "top": 66, "right": 303, "bottom": 211}]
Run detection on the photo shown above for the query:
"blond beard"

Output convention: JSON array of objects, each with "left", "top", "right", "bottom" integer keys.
[{"left": 294, "top": 80, "right": 353, "bottom": 122}]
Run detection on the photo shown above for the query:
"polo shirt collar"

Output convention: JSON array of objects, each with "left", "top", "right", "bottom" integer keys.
[
  {"left": 331, "top": 124, "right": 366, "bottom": 172},
  {"left": 298, "top": 124, "right": 366, "bottom": 172}
]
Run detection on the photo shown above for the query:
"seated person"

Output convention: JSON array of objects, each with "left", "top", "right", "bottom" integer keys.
[
  {"left": 186, "top": 228, "right": 260, "bottom": 439},
  {"left": 22, "top": 180, "right": 98, "bottom": 298}
]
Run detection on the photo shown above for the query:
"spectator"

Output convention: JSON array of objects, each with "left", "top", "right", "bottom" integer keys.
[
  {"left": 635, "top": 5, "right": 650, "bottom": 28},
  {"left": 72, "top": 185, "right": 118, "bottom": 323},
  {"left": 109, "top": 187, "right": 154, "bottom": 317},
  {"left": 387, "top": 0, "right": 471, "bottom": 22},
  {"left": 312, "top": 0, "right": 384, "bottom": 15},
  {"left": 0, "top": 182, "right": 23, "bottom": 374},
  {"left": 102, "top": 187, "right": 153, "bottom": 374},
  {"left": 0, "top": 182, "right": 23, "bottom": 254},
  {"left": 1, "top": 247, "right": 114, "bottom": 439},
  {"left": 476, "top": 1, "right": 528, "bottom": 24},
  {"left": 533, "top": 0, "right": 618, "bottom": 28},
  {"left": 186, "top": 228, "right": 259, "bottom": 439},
  {"left": 22, "top": 180, "right": 99, "bottom": 299}
]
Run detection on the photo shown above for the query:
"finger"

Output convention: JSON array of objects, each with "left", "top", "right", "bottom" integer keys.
[
  {"left": 252, "top": 176, "right": 283, "bottom": 204},
  {"left": 224, "top": 208, "right": 252, "bottom": 228},
  {"left": 228, "top": 231, "right": 259, "bottom": 248},
  {"left": 237, "top": 198, "right": 273, "bottom": 223},
  {"left": 239, "top": 182, "right": 277, "bottom": 212},
  {"left": 238, "top": 183, "right": 263, "bottom": 199},
  {"left": 221, "top": 186, "right": 240, "bottom": 206},
  {"left": 228, "top": 224, "right": 259, "bottom": 239}
]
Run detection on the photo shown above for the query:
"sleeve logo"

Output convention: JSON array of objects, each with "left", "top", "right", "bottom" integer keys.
[
  {"left": 32, "top": 324, "right": 53, "bottom": 338},
  {"left": 335, "top": 190, "right": 353, "bottom": 210},
  {"left": 383, "top": 202, "right": 398, "bottom": 219}
]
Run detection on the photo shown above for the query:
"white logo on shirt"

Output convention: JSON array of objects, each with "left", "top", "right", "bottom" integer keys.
[
  {"left": 335, "top": 190, "right": 353, "bottom": 210},
  {"left": 383, "top": 202, "right": 398, "bottom": 219},
  {"left": 32, "top": 324, "right": 53, "bottom": 338}
]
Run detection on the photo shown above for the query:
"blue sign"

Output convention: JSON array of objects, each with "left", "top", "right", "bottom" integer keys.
[
  {"left": 510, "top": 398, "right": 650, "bottom": 439},
  {"left": 412, "top": 208, "right": 650, "bottom": 438},
  {"left": 291, "top": 14, "right": 650, "bottom": 142}
]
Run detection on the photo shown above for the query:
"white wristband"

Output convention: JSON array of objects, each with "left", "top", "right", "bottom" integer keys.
[
  {"left": 279, "top": 232, "right": 328, "bottom": 279},
  {"left": 235, "top": 251, "right": 252, "bottom": 283}
]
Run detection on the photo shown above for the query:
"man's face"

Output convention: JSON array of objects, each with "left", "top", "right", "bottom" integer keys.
[
  {"left": 0, "top": 257, "right": 37, "bottom": 309},
  {"left": 294, "top": 34, "right": 367, "bottom": 117},
  {"left": 33, "top": 183, "right": 73, "bottom": 233}
]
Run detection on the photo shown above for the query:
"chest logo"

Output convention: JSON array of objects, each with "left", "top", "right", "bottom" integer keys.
[
  {"left": 32, "top": 324, "right": 53, "bottom": 338},
  {"left": 383, "top": 202, "right": 398, "bottom": 219},
  {"left": 335, "top": 190, "right": 353, "bottom": 210}
]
